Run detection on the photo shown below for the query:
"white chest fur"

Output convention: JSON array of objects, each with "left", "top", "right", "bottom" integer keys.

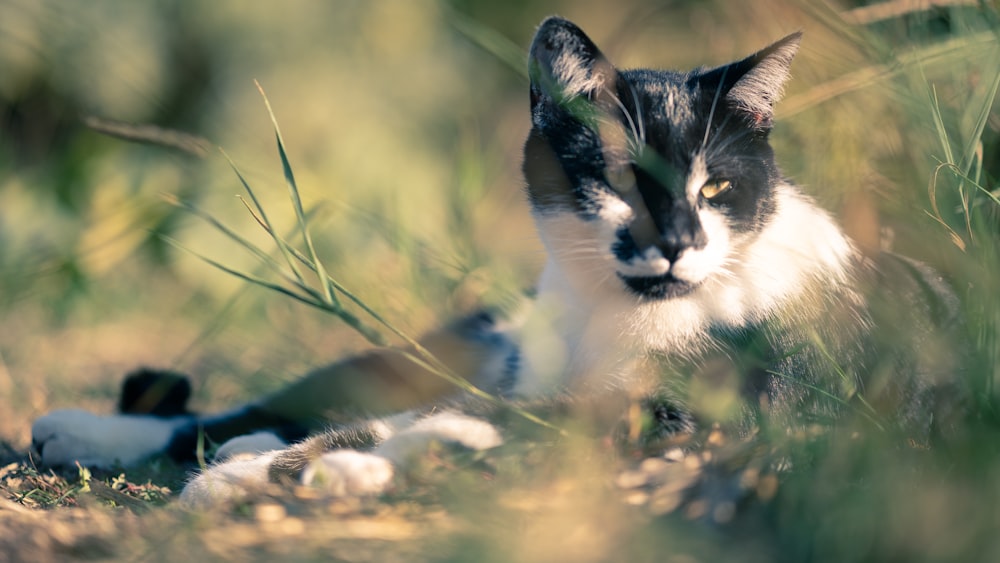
[{"left": 515, "top": 183, "right": 857, "bottom": 396}]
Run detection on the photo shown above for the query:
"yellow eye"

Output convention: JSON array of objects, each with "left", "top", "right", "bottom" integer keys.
[{"left": 700, "top": 179, "right": 732, "bottom": 200}]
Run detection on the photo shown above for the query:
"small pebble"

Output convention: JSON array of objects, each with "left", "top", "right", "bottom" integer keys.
[
  {"left": 623, "top": 491, "right": 650, "bottom": 506},
  {"left": 254, "top": 503, "right": 287, "bottom": 523},
  {"left": 615, "top": 470, "right": 649, "bottom": 489},
  {"left": 683, "top": 455, "right": 703, "bottom": 471},
  {"left": 639, "top": 457, "right": 670, "bottom": 476},
  {"left": 663, "top": 448, "right": 685, "bottom": 463},
  {"left": 648, "top": 491, "right": 683, "bottom": 515}
]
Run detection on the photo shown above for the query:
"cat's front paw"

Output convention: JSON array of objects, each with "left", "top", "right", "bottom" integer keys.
[
  {"left": 31, "top": 409, "right": 187, "bottom": 467},
  {"left": 300, "top": 450, "right": 396, "bottom": 497},
  {"left": 373, "top": 411, "right": 503, "bottom": 464},
  {"left": 179, "top": 451, "right": 279, "bottom": 508}
]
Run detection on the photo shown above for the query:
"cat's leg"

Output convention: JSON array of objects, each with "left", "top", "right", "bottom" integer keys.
[
  {"left": 33, "top": 310, "right": 518, "bottom": 468},
  {"left": 180, "top": 410, "right": 504, "bottom": 507},
  {"left": 180, "top": 413, "right": 414, "bottom": 507},
  {"left": 179, "top": 446, "right": 395, "bottom": 508},
  {"left": 175, "top": 431, "right": 294, "bottom": 508},
  {"left": 292, "top": 411, "right": 503, "bottom": 496},
  {"left": 369, "top": 410, "right": 503, "bottom": 464},
  {"left": 242, "top": 311, "right": 517, "bottom": 435},
  {"left": 179, "top": 449, "right": 281, "bottom": 508},
  {"left": 31, "top": 410, "right": 192, "bottom": 468}
]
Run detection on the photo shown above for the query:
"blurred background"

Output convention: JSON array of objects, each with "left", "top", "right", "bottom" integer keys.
[{"left": 1, "top": 0, "right": 997, "bottom": 466}]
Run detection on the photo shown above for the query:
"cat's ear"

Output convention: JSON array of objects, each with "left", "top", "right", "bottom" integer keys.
[
  {"left": 528, "top": 17, "right": 616, "bottom": 116},
  {"left": 698, "top": 32, "right": 802, "bottom": 129}
]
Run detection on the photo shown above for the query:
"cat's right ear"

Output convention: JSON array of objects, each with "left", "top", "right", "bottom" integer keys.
[
  {"left": 528, "top": 17, "right": 616, "bottom": 117},
  {"left": 697, "top": 32, "right": 802, "bottom": 130}
]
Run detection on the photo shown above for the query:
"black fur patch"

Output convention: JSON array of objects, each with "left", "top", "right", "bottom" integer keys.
[{"left": 119, "top": 368, "right": 192, "bottom": 416}]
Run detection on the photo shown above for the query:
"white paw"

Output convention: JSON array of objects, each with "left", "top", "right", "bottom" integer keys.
[
  {"left": 31, "top": 409, "right": 187, "bottom": 467},
  {"left": 179, "top": 451, "right": 279, "bottom": 508},
  {"left": 214, "top": 432, "right": 287, "bottom": 462},
  {"left": 301, "top": 450, "right": 395, "bottom": 497},
  {"left": 373, "top": 411, "right": 503, "bottom": 465}
]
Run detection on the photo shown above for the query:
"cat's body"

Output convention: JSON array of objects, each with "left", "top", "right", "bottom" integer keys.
[{"left": 31, "top": 17, "right": 965, "bottom": 506}]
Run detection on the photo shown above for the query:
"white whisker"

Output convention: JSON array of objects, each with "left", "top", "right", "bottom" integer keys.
[{"left": 701, "top": 66, "right": 728, "bottom": 152}]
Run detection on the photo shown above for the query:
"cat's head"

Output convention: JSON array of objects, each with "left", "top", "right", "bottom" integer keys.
[{"left": 524, "top": 17, "right": 801, "bottom": 303}]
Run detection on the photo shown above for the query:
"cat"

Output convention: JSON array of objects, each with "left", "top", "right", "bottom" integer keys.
[{"left": 31, "top": 16, "right": 966, "bottom": 506}]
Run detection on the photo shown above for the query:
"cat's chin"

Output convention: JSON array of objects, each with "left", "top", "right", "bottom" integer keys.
[{"left": 617, "top": 273, "right": 699, "bottom": 300}]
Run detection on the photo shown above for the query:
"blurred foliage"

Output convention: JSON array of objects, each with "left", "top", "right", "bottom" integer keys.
[{"left": 1, "top": 0, "right": 999, "bottom": 561}]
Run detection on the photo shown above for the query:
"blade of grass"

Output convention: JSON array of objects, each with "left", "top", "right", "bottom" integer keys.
[
  {"left": 928, "top": 81, "right": 975, "bottom": 242},
  {"left": 841, "top": 0, "right": 979, "bottom": 26},
  {"left": 445, "top": 9, "right": 528, "bottom": 78},
  {"left": 163, "top": 235, "right": 329, "bottom": 309},
  {"left": 959, "top": 62, "right": 1000, "bottom": 176},
  {"left": 221, "top": 148, "right": 308, "bottom": 288},
  {"left": 165, "top": 234, "right": 384, "bottom": 344},
  {"left": 181, "top": 95, "right": 563, "bottom": 434},
  {"left": 170, "top": 203, "right": 334, "bottom": 366},
  {"left": 255, "top": 81, "right": 340, "bottom": 309},
  {"left": 257, "top": 239, "right": 563, "bottom": 432},
  {"left": 164, "top": 195, "right": 293, "bottom": 282},
  {"left": 939, "top": 161, "right": 1000, "bottom": 207},
  {"left": 806, "top": 328, "right": 884, "bottom": 429},
  {"left": 397, "top": 349, "right": 565, "bottom": 434},
  {"left": 781, "top": 31, "right": 997, "bottom": 117},
  {"left": 765, "top": 369, "right": 885, "bottom": 431}
]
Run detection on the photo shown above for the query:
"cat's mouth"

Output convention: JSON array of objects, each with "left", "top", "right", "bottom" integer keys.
[{"left": 617, "top": 273, "right": 698, "bottom": 300}]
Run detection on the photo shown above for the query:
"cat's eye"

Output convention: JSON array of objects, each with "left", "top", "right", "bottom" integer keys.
[{"left": 700, "top": 180, "right": 732, "bottom": 200}]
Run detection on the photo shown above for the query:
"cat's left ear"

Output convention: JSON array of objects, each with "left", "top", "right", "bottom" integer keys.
[
  {"left": 528, "top": 17, "right": 617, "bottom": 116},
  {"left": 697, "top": 32, "right": 802, "bottom": 129}
]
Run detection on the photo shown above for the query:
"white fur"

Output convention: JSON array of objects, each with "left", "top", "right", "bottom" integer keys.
[
  {"left": 31, "top": 410, "right": 187, "bottom": 467},
  {"left": 522, "top": 180, "right": 854, "bottom": 394},
  {"left": 372, "top": 411, "right": 503, "bottom": 464},
  {"left": 213, "top": 431, "right": 287, "bottom": 461},
  {"left": 686, "top": 154, "right": 711, "bottom": 203},
  {"left": 626, "top": 186, "right": 852, "bottom": 349},
  {"left": 179, "top": 410, "right": 501, "bottom": 506},
  {"left": 300, "top": 450, "right": 395, "bottom": 496},
  {"left": 550, "top": 50, "right": 609, "bottom": 99},
  {"left": 180, "top": 450, "right": 279, "bottom": 508}
]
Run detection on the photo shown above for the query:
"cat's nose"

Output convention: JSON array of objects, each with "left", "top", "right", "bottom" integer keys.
[
  {"left": 656, "top": 218, "right": 706, "bottom": 262},
  {"left": 656, "top": 236, "right": 685, "bottom": 262}
]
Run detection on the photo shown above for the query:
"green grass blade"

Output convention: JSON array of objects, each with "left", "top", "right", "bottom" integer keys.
[
  {"left": 161, "top": 235, "right": 354, "bottom": 323},
  {"left": 805, "top": 328, "right": 883, "bottom": 427},
  {"left": 936, "top": 161, "right": 1000, "bottom": 207},
  {"left": 927, "top": 85, "right": 957, "bottom": 166},
  {"left": 185, "top": 89, "right": 556, "bottom": 433},
  {"left": 255, "top": 81, "right": 340, "bottom": 309},
  {"left": 342, "top": 281, "right": 565, "bottom": 434},
  {"left": 765, "top": 370, "right": 885, "bottom": 431},
  {"left": 163, "top": 194, "right": 326, "bottom": 302},
  {"left": 446, "top": 9, "right": 528, "bottom": 78},
  {"left": 959, "top": 61, "right": 1000, "bottom": 176},
  {"left": 398, "top": 349, "right": 566, "bottom": 435},
  {"left": 220, "top": 148, "right": 308, "bottom": 287},
  {"left": 782, "top": 31, "right": 997, "bottom": 117}
]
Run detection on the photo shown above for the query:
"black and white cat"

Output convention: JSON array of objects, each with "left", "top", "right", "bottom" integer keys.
[{"left": 31, "top": 17, "right": 965, "bottom": 506}]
